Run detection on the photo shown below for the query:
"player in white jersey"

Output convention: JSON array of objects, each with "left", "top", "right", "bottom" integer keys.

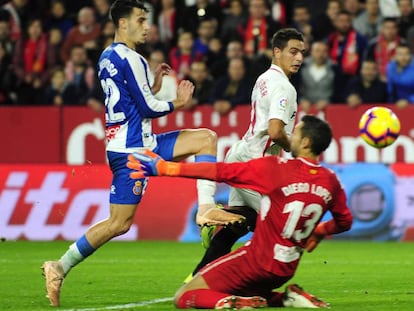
[
  {"left": 41, "top": 0, "right": 242, "bottom": 307},
  {"left": 188, "top": 28, "right": 306, "bottom": 279}
]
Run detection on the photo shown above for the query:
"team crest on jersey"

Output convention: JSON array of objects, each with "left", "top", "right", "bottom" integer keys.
[
  {"left": 132, "top": 180, "right": 143, "bottom": 195},
  {"left": 279, "top": 98, "right": 287, "bottom": 110},
  {"left": 309, "top": 169, "right": 318, "bottom": 174}
]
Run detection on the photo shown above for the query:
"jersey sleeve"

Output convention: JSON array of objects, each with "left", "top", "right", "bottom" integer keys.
[
  {"left": 178, "top": 157, "right": 283, "bottom": 195},
  {"left": 323, "top": 174, "right": 353, "bottom": 234},
  {"left": 267, "top": 83, "right": 292, "bottom": 125},
  {"left": 124, "top": 54, "right": 174, "bottom": 118},
  {"left": 215, "top": 157, "right": 283, "bottom": 194}
]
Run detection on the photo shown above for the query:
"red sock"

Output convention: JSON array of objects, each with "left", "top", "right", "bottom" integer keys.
[
  {"left": 267, "top": 291, "right": 284, "bottom": 307},
  {"left": 176, "top": 289, "right": 229, "bottom": 309}
]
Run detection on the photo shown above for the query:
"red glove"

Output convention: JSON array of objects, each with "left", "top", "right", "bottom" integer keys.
[{"left": 305, "top": 222, "right": 329, "bottom": 253}]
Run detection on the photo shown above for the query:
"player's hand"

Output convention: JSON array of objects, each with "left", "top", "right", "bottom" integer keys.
[
  {"left": 305, "top": 222, "right": 328, "bottom": 253},
  {"left": 176, "top": 80, "right": 194, "bottom": 109},
  {"left": 127, "top": 150, "right": 165, "bottom": 179}
]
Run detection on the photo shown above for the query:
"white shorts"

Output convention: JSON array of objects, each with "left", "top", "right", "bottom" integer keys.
[{"left": 225, "top": 141, "right": 261, "bottom": 212}]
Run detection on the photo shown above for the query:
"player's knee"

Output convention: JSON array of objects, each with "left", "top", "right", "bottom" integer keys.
[
  {"left": 200, "top": 128, "right": 217, "bottom": 147},
  {"left": 108, "top": 219, "right": 133, "bottom": 237}
]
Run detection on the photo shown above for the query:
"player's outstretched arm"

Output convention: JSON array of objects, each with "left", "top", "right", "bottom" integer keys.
[
  {"left": 127, "top": 150, "right": 181, "bottom": 179},
  {"left": 127, "top": 150, "right": 218, "bottom": 180}
]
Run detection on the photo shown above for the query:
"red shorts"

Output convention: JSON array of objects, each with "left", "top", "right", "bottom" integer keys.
[{"left": 199, "top": 246, "right": 292, "bottom": 297}]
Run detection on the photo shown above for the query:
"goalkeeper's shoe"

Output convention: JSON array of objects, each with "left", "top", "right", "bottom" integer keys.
[
  {"left": 42, "top": 261, "right": 65, "bottom": 307},
  {"left": 196, "top": 207, "right": 245, "bottom": 227},
  {"left": 215, "top": 295, "right": 267, "bottom": 309},
  {"left": 283, "top": 284, "right": 330, "bottom": 308}
]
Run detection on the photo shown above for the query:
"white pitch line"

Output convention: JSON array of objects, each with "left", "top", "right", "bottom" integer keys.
[{"left": 60, "top": 297, "right": 173, "bottom": 311}]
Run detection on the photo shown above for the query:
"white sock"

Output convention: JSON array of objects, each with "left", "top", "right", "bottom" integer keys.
[
  {"left": 59, "top": 243, "right": 85, "bottom": 275},
  {"left": 197, "top": 179, "right": 216, "bottom": 207}
]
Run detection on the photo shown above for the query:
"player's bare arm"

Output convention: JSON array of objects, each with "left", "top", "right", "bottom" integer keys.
[{"left": 268, "top": 119, "right": 291, "bottom": 152}]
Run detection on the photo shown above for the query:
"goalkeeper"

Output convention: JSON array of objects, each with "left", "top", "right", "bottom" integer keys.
[{"left": 128, "top": 115, "right": 353, "bottom": 309}]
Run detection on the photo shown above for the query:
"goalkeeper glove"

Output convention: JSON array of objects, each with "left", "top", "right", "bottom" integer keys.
[
  {"left": 305, "top": 222, "right": 329, "bottom": 253},
  {"left": 127, "top": 150, "right": 180, "bottom": 179}
]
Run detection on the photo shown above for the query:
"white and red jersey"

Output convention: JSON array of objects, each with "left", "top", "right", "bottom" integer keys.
[
  {"left": 179, "top": 156, "right": 352, "bottom": 276},
  {"left": 238, "top": 64, "right": 298, "bottom": 160}
]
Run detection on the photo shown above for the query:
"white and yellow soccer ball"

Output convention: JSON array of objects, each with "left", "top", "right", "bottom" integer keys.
[{"left": 358, "top": 107, "right": 401, "bottom": 148}]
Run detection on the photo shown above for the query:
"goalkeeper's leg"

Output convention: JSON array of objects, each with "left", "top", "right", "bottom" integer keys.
[{"left": 192, "top": 207, "right": 257, "bottom": 276}]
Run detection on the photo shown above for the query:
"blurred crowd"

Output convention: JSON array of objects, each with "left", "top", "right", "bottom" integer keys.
[{"left": 0, "top": 0, "right": 414, "bottom": 115}]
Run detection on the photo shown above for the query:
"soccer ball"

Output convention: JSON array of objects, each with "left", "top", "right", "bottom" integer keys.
[{"left": 358, "top": 107, "right": 401, "bottom": 148}]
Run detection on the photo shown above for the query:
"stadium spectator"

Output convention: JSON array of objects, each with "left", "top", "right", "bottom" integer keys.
[
  {"left": 63, "top": 45, "right": 95, "bottom": 104},
  {"left": 43, "top": 66, "right": 78, "bottom": 106},
  {"left": 311, "top": 0, "right": 342, "bottom": 41},
  {"left": 352, "top": 0, "right": 384, "bottom": 40},
  {"left": 96, "top": 19, "right": 115, "bottom": 51},
  {"left": 220, "top": 0, "right": 247, "bottom": 45},
  {"left": 187, "top": 29, "right": 305, "bottom": 281},
  {"left": 269, "top": 0, "right": 288, "bottom": 27},
  {"left": 298, "top": 41, "right": 335, "bottom": 116},
  {"left": 148, "top": 49, "right": 178, "bottom": 102},
  {"left": 343, "top": 0, "right": 364, "bottom": 19},
  {"left": 406, "top": 25, "right": 414, "bottom": 53},
  {"left": 378, "top": 0, "right": 400, "bottom": 18},
  {"left": 248, "top": 47, "right": 274, "bottom": 82},
  {"left": 290, "top": 4, "right": 313, "bottom": 45},
  {"left": 0, "top": 40, "right": 15, "bottom": 104},
  {"left": 13, "top": 18, "right": 56, "bottom": 105},
  {"left": 93, "top": 0, "right": 111, "bottom": 25},
  {"left": 169, "top": 31, "right": 204, "bottom": 80},
  {"left": 209, "top": 39, "right": 250, "bottom": 79},
  {"left": 243, "top": 0, "right": 281, "bottom": 58},
  {"left": 136, "top": 24, "right": 168, "bottom": 58},
  {"left": 154, "top": 0, "right": 177, "bottom": 49},
  {"left": 387, "top": 42, "right": 414, "bottom": 108},
  {"left": 327, "top": 10, "right": 368, "bottom": 102},
  {"left": 186, "top": 60, "right": 213, "bottom": 107},
  {"left": 48, "top": 27, "right": 64, "bottom": 66},
  {"left": 364, "top": 17, "right": 402, "bottom": 82},
  {"left": 44, "top": 0, "right": 74, "bottom": 39},
  {"left": 0, "top": 10, "right": 14, "bottom": 54},
  {"left": 210, "top": 57, "right": 252, "bottom": 115},
  {"left": 180, "top": 0, "right": 221, "bottom": 36},
  {"left": 126, "top": 115, "right": 353, "bottom": 309},
  {"left": 346, "top": 59, "right": 388, "bottom": 108},
  {"left": 396, "top": 0, "right": 414, "bottom": 38},
  {"left": 1, "top": 0, "right": 29, "bottom": 41},
  {"left": 42, "top": 1, "right": 243, "bottom": 307},
  {"left": 193, "top": 17, "right": 217, "bottom": 57},
  {"left": 60, "top": 6, "right": 101, "bottom": 63}
]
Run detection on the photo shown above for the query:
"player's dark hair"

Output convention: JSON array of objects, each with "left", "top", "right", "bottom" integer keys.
[
  {"left": 300, "top": 115, "right": 332, "bottom": 155},
  {"left": 110, "top": 0, "right": 148, "bottom": 28},
  {"left": 271, "top": 28, "right": 304, "bottom": 50}
]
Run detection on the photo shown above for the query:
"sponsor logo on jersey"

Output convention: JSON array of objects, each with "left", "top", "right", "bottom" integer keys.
[
  {"left": 105, "top": 125, "right": 121, "bottom": 141},
  {"left": 279, "top": 98, "right": 287, "bottom": 110}
]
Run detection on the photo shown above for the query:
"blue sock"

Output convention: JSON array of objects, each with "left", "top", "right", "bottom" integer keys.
[
  {"left": 195, "top": 155, "right": 217, "bottom": 163},
  {"left": 76, "top": 235, "right": 96, "bottom": 257}
]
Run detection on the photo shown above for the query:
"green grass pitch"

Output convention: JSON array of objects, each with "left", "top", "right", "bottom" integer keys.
[{"left": 0, "top": 240, "right": 413, "bottom": 310}]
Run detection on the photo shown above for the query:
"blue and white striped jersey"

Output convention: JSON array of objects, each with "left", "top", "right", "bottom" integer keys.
[{"left": 98, "top": 42, "right": 174, "bottom": 153}]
